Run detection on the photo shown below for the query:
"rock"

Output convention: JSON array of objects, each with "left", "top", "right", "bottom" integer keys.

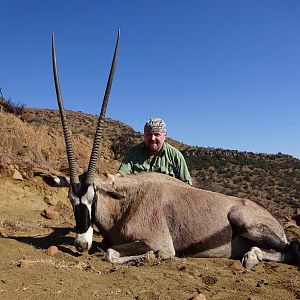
[
  {"left": 18, "top": 259, "right": 32, "bottom": 268},
  {"left": 42, "top": 208, "right": 60, "bottom": 219},
  {"left": 191, "top": 293, "right": 206, "bottom": 300},
  {"left": 47, "top": 246, "right": 58, "bottom": 256},
  {"left": 12, "top": 170, "right": 23, "bottom": 180}
]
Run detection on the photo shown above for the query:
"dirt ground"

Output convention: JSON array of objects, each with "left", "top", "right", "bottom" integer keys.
[{"left": 0, "top": 175, "right": 299, "bottom": 300}]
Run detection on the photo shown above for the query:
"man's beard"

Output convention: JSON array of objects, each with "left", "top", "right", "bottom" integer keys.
[{"left": 147, "top": 142, "right": 161, "bottom": 154}]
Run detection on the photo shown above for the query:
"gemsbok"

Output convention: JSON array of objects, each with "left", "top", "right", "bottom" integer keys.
[{"left": 43, "top": 31, "right": 300, "bottom": 269}]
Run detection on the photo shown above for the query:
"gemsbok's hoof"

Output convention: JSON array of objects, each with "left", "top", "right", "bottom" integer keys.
[
  {"left": 242, "top": 247, "right": 263, "bottom": 269},
  {"left": 105, "top": 248, "right": 121, "bottom": 263}
]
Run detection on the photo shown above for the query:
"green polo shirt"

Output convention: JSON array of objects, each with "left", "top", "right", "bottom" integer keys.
[{"left": 118, "top": 142, "right": 192, "bottom": 185}]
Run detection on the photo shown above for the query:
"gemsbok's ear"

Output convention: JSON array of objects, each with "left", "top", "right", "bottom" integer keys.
[
  {"left": 34, "top": 172, "right": 70, "bottom": 187},
  {"left": 106, "top": 190, "right": 125, "bottom": 200},
  {"left": 102, "top": 173, "right": 116, "bottom": 186},
  {"left": 97, "top": 182, "right": 125, "bottom": 200}
]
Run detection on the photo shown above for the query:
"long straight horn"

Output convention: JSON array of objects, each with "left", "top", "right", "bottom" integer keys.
[
  {"left": 52, "top": 32, "right": 79, "bottom": 184},
  {"left": 86, "top": 30, "right": 120, "bottom": 184}
]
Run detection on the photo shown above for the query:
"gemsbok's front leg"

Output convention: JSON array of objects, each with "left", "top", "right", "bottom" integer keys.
[{"left": 105, "top": 241, "right": 153, "bottom": 263}]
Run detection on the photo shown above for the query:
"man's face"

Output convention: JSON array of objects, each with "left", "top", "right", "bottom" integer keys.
[{"left": 144, "top": 131, "right": 166, "bottom": 153}]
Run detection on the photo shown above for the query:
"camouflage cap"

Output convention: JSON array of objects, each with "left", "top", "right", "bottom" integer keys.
[{"left": 144, "top": 118, "right": 167, "bottom": 133}]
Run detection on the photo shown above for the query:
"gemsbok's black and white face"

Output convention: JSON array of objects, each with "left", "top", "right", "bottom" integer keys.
[
  {"left": 51, "top": 30, "right": 120, "bottom": 252},
  {"left": 68, "top": 182, "right": 97, "bottom": 252}
]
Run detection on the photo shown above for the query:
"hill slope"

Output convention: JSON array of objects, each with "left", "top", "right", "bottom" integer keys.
[
  {"left": 0, "top": 102, "right": 300, "bottom": 299},
  {"left": 1, "top": 105, "right": 299, "bottom": 220}
]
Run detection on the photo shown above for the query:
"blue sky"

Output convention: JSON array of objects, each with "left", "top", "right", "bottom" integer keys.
[{"left": 1, "top": 1, "right": 300, "bottom": 159}]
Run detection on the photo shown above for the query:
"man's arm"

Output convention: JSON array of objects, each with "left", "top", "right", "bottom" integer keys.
[
  {"left": 176, "top": 152, "right": 193, "bottom": 185},
  {"left": 117, "top": 150, "right": 133, "bottom": 175}
]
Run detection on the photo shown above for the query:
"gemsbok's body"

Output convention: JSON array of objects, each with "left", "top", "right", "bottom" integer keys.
[{"left": 45, "top": 31, "right": 300, "bottom": 269}]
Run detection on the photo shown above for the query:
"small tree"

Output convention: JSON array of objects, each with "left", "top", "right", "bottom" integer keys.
[{"left": 0, "top": 88, "right": 25, "bottom": 116}]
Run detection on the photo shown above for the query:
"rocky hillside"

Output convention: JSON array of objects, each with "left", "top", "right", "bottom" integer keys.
[{"left": 1, "top": 99, "right": 299, "bottom": 220}]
